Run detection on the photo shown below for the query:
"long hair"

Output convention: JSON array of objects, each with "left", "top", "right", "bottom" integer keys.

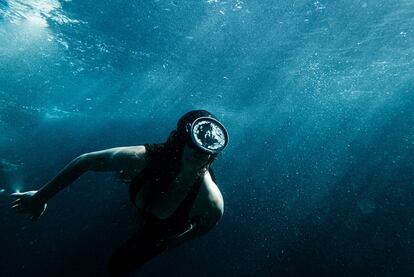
[
  {"left": 141, "top": 110, "right": 218, "bottom": 193},
  {"left": 120, "top": 110, "right": 221, "bottom": 183}
]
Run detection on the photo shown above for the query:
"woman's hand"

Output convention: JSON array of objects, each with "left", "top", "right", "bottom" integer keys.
[{"left": 10, "top": 191, "right": 47, "bottom": 221}]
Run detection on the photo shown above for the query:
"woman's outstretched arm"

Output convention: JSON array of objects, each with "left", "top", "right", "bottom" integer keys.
[
  {"left": 11, "top": 146, "right": 146, "bottom": 219},
  {"left": 36, "top": 146, "right": 146, "bottom": 202}
]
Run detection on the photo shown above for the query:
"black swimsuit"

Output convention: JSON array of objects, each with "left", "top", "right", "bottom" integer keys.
[
  {"left": 108, "top": 144, "right": 205, "bottom": 276},
  {"left": 129, "top": 143, "right": 203, "bottom": 241}
]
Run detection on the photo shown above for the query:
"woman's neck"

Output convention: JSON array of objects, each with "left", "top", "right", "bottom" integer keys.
[{"left": 180, "top": 160, "right": 207, "bottom": 177}]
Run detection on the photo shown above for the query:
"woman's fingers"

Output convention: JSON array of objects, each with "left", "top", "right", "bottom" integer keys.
[
  {"left": 11, "top": 204, "right": 23, "bottom": 212},
  {"left": 9, "top": 191, "right": 45, "bottom": 219},
  {"left": 12, "top": 198, "right": 22, "bottom": 204}
]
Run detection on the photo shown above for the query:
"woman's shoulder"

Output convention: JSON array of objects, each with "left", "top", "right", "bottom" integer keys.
[
  {"left": 187, "top": 171, "right": 224, "bottom": 237},
  {"left": 202, "top": 171, "right": 224, "bottom": 217}
]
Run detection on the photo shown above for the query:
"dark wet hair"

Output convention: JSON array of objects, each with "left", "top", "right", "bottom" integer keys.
[
  {"left": 125, "top": 110, "right": 220, "bottom": 201},
  {"left": 163, "top": 110, "right": 218, "bottom": 173},
  {"left": 141, "top": 110, "right": 218, "bottom": 193}
]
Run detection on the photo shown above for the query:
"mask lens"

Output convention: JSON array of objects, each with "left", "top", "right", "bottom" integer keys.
[{"left": 191, "top": 118, "right": 228, "bottom": 153}]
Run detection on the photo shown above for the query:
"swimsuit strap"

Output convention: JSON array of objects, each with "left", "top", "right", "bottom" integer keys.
[
  {"left": 129, "top": 143, "right": 205, "bottom": 238},
  {"left": 129, "top": 143, "right": 163, "bottom": 204},
  {"left": 141, "top": 174, "right": 203, "bottom": 240},
  {"left": 161, "top": 173, "right": 203, "bottom": 224}
]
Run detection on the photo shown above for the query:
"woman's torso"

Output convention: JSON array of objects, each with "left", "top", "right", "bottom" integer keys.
[
  {"left": 136, "top": 170, "right": 218, "bottom": 220},
  {"left": 127, "top": 145, "right": 223, "bottom": 223}
]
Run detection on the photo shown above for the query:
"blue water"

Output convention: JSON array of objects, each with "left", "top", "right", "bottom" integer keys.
[{"left": 1, "top": 0, "right": 413, "bottom": 276}]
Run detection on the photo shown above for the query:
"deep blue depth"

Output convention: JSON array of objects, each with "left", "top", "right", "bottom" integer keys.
[{"left": 1, "top": 0, "right": 413, "bottom": 276}]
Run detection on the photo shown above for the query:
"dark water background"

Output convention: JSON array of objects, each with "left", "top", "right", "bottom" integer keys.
[{"left": 1, "top": 0, "right": 413, "bottom": 276}]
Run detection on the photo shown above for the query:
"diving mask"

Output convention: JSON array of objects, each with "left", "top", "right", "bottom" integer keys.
[{"left": 185, "top": 117, "right": 229, "bottom": 155}]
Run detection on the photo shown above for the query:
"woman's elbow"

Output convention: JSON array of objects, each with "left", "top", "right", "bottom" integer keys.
[
  {"left": 74, "top": 151, "right": 113, "bottom": 172},
  {"left": 72, "top": 153, "right": 93, "bottom": 172}
]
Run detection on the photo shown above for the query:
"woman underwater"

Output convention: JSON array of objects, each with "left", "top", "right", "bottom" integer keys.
[{"left": 11, "top": 110, "right": 229, "bottom": 276}]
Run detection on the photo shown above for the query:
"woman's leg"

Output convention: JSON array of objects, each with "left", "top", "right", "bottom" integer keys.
[
  {"left": 107, "top": 229, "right": 168, "bottom": 277},
  {"left": 107, "top": 219, "right": 205, "bottom": 277}
]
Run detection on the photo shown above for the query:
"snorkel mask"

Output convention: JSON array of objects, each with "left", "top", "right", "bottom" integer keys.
[
  {"left": 185, "top": 116, "right": 228, "bottom": 155},
  {"left": 170, "top": 110, "right": 229, "bottom": 157}
]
